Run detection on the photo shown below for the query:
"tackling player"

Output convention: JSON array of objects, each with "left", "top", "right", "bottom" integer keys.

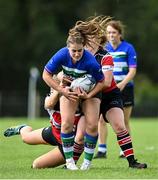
[
  {"left": 84, "top": 16, "right": 147, "bottom": 169},
  {"left": 4, "top": 74, "right": 85, "bottom": 169}
]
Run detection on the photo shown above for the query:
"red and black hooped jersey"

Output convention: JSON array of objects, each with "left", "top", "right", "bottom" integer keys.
[{"left": 47, "top": 109, "right": 81, "bottom": 144}]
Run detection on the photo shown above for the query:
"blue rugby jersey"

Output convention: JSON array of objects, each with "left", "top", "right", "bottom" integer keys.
[
  {"left": 106, "top": 40, "right": 137, "bottom": 87},
  {"left": 44, "top": 47, "right": 104, "bottom": 83}
]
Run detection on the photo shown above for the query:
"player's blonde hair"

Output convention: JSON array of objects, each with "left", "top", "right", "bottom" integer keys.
[
  {"left": 86, "top": 15, "right": 113, "bottom": 47},
  {"left": 67, "top": 16, "right": 108, "bottom": 48},
  {"left": 67, "top": 16, "right": 125, "bottom": 48}
]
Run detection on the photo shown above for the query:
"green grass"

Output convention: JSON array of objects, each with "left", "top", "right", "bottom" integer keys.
[{"left": 0, "top": 117, "right": 158, "bottom": 179}]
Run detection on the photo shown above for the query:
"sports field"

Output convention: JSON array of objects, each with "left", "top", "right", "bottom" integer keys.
[{"left": 0, "top": 117, "right": 158, "bottom": 179}]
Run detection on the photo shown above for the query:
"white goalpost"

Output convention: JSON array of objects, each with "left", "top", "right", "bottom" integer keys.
[{"left": 27, "top": 67, "right": 40, "bottom": 119}]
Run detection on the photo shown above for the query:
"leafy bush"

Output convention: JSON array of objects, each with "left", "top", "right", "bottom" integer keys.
[{"left": 133, "top": 74, "right": 158, "bottom": 117}]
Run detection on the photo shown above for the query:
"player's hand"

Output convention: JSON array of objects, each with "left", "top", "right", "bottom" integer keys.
[
  {"left": 117, "top": 82, "right": 126, "bottom": 91},
  {"left": 61, "top": 86, "right": 79, "bottom": 101},
  {"left": 77, "top": 87, "right": 89, "bottom": 99},
  {"left": 62, "top": 75, "right": 73, "bottom": 87}
]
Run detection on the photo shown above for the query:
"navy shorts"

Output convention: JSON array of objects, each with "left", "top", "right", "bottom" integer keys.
[
  {"left": 100, "top": 88, "right": 123, "bottom": 122},
  {"left": 121, "top": 86, "right": 134, "bottom": 107},
  {"left": 42, "top": 126, "right": 65, "bottom": 158},
  {"left": 93, "top": 92, "right": 102, "bottom": 100}
]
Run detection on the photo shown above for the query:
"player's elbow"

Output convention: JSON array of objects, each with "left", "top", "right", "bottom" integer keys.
[
  {"left": 42, "top": 70, "right": 47, "bottom": 81},
  {"left": 42, "top": 69, "right": 52, "bottom": 83},
  {"left": 44, "top": 96, "right": 51, "bottom": 109}
]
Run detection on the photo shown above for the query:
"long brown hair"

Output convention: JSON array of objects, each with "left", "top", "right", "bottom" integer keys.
[
  {"left": 86, "top": 15, "right": 113, "bottom": 47},
  {"left": 67, "top": 15, "right": 115, "bottom": 48},
  {"left": 67, "top": 18, "right": 104, "bottom": 47}
]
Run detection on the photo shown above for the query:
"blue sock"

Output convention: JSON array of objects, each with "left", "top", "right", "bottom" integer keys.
[{"left": 98, "top": 144, "right": 107, "bottom": 153}]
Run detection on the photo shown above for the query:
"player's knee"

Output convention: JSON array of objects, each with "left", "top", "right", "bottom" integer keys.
[
  {"left": 62, "top": 121, "right": 73, "bottom": 132},
  {"left": 86, "top": 123, "right": 98, "bottom": 134},
  {"left": 114, "top": 123, "right": 126, "bottom": 133},
  {"left": 75, "top": 134, "right": 84, "bottom": 144},
  {"left": 21, "top": 134, "right": 34, "bottom": 145},
  {"left": 21, "top": 135, "right": 29, "bottom": 144}
]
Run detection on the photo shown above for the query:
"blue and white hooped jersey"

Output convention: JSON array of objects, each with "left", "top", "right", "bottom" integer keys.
[
  {"left": 44, "top": 47, "right": 104, "bottom": 83},
  {"left": 106, "top": 40, "right": 137, "bottom": 87}
]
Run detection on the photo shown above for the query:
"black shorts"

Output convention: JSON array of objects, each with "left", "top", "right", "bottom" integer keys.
[
  {"left": 121, "top": 86, "right": 134, "bottom": 107},
  {"left": 81, "top": 92, "right": 102, "bottom": 104},
  {"left": 93, "top": 92, "right": 102, "bottom": 100},
  {"left": 42, "top": 127, "right": 65, "bottom": 158},
  {"left": 100, "top": 88, "right": 123, "bottom": 122}
]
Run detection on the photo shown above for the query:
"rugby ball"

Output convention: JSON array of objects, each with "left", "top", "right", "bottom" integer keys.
[{"left": 70, "top": 74, "right": 96, "bottom": 93}]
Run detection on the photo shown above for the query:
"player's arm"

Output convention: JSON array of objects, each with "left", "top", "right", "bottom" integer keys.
[
  {"left": 117, "top": 45, "right": 137, "bottom": 91},
  {"left": 78, "top": 74, "right": 105, "bottom": 99},
  {"left": 101, "top": 55, "right": 114, "bottom": 87},
  {"left": 43, "top": 69, "right": 63, "bottom": 94},
  {"left": 44, "top": 89, "right": 59, "bottom": 110},
  {"left": 43, "top": 69, "right": 78, "bottom": 101},
  {"left": 117, "top": 67, "right": 136, "bottom": 91},
  {"left": 85, "top": 79, "right": 105, "bottom": 98}
]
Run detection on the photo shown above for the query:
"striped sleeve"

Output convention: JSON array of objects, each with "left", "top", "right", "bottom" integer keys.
[{"left": 101, "top": 55, "right": 114, "bottom": 72}]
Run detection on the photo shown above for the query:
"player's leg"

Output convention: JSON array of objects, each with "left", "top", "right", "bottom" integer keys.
[
  {"left": 106, "top": 107, "right": 125, "bottom": 133},
  {"left": 74, "top": 116, "right": 85, "bottom": 144},
  {"left": 4, "top": 124, "right": 27, "bottom": 137},
  {"left": 80, "top": 97, "right": 100, "bottom": 170},
  {"left": 119, "top": 106, "right": 133, "bottom": 157},
  {"left": 106, "top": 107, "right": 147, "bottom": 169},
  {"left": 32, "top": 147, "right": 65, "bottom": 169},
  {"left": 122, "top": 86, "right": 134, "bottom": 134},
  {"left": 20, "top": 127, "right": 47, "bottom": 145},
  {"left": 4, "top": 125, "right": 47, "bottom": 145},
  {"left": 123, "top": 106, "right": 132, "bottom": 133},
  {"left": 60, "top": 96, "right": 79, "bottom": 170},
  {"left": 94, "top": 114, "right": 108, "bottom": 158},
  {"left": 120, "top": 86, "right": 134, "bottom": 157},
  {"left": 74, "top": 116, "right": 85, "bottom": 163}
]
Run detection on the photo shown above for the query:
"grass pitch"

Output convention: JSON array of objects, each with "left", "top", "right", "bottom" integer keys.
[{"left": 0, "top": 117, "right": 158, "bottom": 179}]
